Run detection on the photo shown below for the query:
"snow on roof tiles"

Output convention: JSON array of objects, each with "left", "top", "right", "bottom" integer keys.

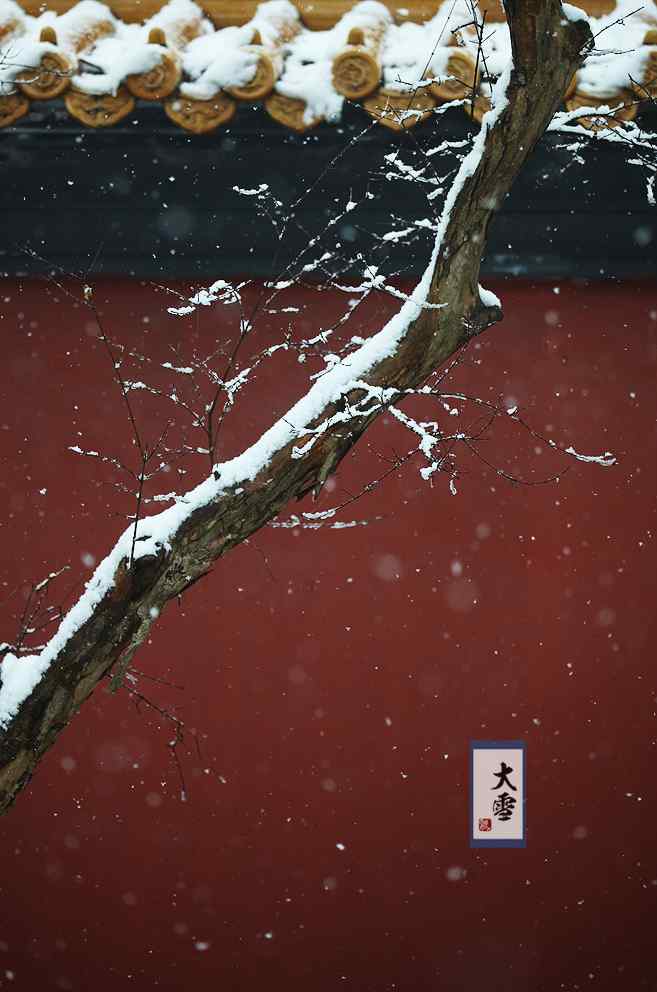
[{"left": 0, "top": 0, "right": 656, "bottom": 133}]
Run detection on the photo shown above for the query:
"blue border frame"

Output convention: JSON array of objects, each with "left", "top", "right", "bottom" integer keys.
[{"left": 469, "top": 740, "right": 526, "bottom": 848}]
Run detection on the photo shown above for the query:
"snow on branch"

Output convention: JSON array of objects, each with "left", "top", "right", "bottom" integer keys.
[{"left": 0, "top": 2, "right": 600, "bottom": 815}]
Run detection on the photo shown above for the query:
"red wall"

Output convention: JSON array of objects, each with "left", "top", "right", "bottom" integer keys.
[{"left": 0, "top": 277, "right": 656, "bottom": 991}]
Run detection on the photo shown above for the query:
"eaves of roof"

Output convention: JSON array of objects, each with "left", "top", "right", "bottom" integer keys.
[{"left": 0, "top": 0, "right": 655, "bottom": 134}]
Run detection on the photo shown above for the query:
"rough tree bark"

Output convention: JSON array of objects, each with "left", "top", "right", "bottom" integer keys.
[{"left": 0, "top": 1, "right": 592, "bottom": 815}]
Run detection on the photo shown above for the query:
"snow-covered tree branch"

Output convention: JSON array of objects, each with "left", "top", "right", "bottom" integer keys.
[{"left": 0, "top": 0, "right": 598, "bottom": 814}]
